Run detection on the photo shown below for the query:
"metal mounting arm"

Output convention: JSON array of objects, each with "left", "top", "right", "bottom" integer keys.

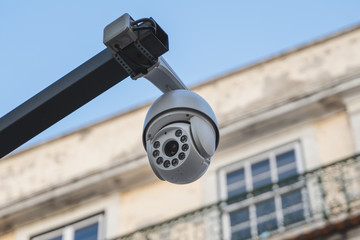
[
  {"left": 0, "top": 13, "right": 184, "bottom": 159},
  {"left": 143, "top": 56, "right": 187, "bottom": 93}
]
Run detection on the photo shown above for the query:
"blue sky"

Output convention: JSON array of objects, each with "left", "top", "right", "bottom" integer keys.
[{"left": 0, "top": 1, "right": 359, "bottom": 151}]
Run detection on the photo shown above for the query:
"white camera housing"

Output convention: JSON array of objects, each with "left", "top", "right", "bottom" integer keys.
[{"left": 143, "top": 89, "right": 220, "bottom": 184}]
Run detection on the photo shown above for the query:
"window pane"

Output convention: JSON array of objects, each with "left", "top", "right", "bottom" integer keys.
[
  {"left": 281, "top": 189, "right": 302, "bottom": 209},
  {"left": 278, "top": 168, "right": 299, "bottom": 186},
  {"left": 276, "top": 150, "right": 296, "bottom": 167},
  {"left": 256, "top": 198, "right": 275, "bottom": 217},
  {"left": 283, "top": 208, "right": 305, "bottom": 226},
  {"left": 252, "top": 176, "right": 272, "bottom": 191},
  {"left": 251, "top": 159, "right": 270, "bottom": 176},
  {"left": 231, "top": 228, "right": 251, "bottom": 240},
  {"left": 278, "top": 168, "right": 297, "bottom": 181},
  {"left": 74, "top": 223, "right": 98, "bottom": 240},
  {"left": 228, "top": 186, "right": 247, "bottom": 200},
  {"left": 230, "top": 208, "right": 249, "bottom": 226},
  {"left": 257, "top": 218, "right": 277, "bottom": 235},
  {"left": 227, "top": 169, "right": 245, "bottom": 185}
]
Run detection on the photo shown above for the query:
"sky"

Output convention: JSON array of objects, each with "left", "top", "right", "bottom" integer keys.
[{"left": 0, "top": 1, "right": 359, "bottom": 152}]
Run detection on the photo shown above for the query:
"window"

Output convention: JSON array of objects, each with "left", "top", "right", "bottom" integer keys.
[
  {"left": 221, "top": 142, "right": 308, "bottom": 240},
  {"left": 31, "top": 215, "right": 104, "bottom": 240}
]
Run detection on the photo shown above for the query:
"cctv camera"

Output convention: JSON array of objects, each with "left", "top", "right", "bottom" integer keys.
[
  {"left": 143, "top": 89, "right": 220, "bottom": 184},
  {"left": 102, "top": 14, "right": 219, "bottom": 183}
]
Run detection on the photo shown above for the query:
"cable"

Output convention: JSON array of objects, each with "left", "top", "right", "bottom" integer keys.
[
  {"left": 132, "top": 26, "right": 156, "bottom": 33},
  {"left": 131, "top": 18, "right": 157, "bottom": 34},
  {"left": 131, "top": 18, "right": 156, "bottom": 28}
]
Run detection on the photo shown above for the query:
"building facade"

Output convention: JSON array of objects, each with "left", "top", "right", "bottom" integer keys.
[{"left": 1, "top": 24, "right": 360, "bottom": 240}]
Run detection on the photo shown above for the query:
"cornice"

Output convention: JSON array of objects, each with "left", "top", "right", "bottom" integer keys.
[{"left": 219, "top": 72, "right": 360, "bottom": 150}]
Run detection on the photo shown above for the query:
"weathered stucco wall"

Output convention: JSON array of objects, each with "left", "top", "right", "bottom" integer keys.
[
  {"left": 0, "top": 107, "right": 147, "bottom": 206},
  {"left": 0, "top": 233, "right": 13, "bottom": 240},
  {"left": 195, "top": 28, "right": 360, "bottom": 126},
  {"left": 315, "top": 111, "right": 354, "bottom": 165},
  {"left": 119, "top": 179, "right": 204, "bottom": 235}
]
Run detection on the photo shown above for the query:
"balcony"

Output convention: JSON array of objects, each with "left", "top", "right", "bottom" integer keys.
[{"left": 114, "top": 154, "right": 360, "bottom": 240}]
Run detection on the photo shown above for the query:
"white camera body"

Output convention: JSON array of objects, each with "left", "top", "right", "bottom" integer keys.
[{"left": 143, "top": 89, "right": 220, "bottom": 184}]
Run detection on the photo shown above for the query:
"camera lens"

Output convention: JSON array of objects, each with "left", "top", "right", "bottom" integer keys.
[
  {"left": 163, "top": 160, "right": 171, "bottom": 168},
  {"left": 179, "top": 152, "right": 185, "bottom": 160},
  {"left": 180, "top": 135, "right": 187, "bottom": 143},
  {"left": 156, "top": 157, "right": 163, "bottom": 165},
  {"left": 153, "top": 150, "right": 160, "bottom": 157},
  {"left": 164, "top": 140, "right": 179, "bottom": 157},
  {"left": 153, "top": 141, "right": 160, "bottom": 149},
  {"left": 172, "top": 159, "right": 179, "bottom": 166},
  {"left": 182, "top": 144, "right": 189, "bottom": 152},
  {"left": 175, "top": 129, "right": 182, "bottom": 137}
]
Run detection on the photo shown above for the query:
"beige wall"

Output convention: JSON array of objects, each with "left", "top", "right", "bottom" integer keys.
[
  {"left": 0, "top": 107, "right": 147, "bottom": 206},
  {"left": 315, "top": 111, "right": 354, "bottom": 165},
  {"left": 0, "top": 233, "right": 13, "bottom": 240},
  {"left": 119, "top": 179, "right": 204, "bottom": 235}
]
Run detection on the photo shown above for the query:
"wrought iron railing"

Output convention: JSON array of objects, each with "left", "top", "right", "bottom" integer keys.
[{"left": 114, "top": 154, "right": 360, "bottom": 240}]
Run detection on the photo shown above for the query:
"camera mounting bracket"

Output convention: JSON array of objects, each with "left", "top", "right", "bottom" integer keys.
[{"left": 103, "top": 13, "right": 187, "bottom": 93}]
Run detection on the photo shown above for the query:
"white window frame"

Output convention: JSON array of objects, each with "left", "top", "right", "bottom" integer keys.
[
  {"left": 32, "top": 214, "right": 104, "bottom": 240},
  {"left": 219, "top": 141, "right": 310, "bottom": 239}
]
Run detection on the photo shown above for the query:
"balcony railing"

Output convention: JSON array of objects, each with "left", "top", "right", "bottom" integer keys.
[{"left": 114, "top": 154, "right": 360, "bottom": 240}]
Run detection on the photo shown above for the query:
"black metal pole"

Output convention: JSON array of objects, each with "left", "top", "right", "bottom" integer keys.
[{"left": 0, "top": 49, "right": 129, "bottom": 158}]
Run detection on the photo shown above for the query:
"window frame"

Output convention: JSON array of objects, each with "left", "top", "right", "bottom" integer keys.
[
  {"left": 31, "top": 214, "right": 104, "bottom": 240},
  {"left": 219, "top": 141, "right": 310, "bottom": 239}
]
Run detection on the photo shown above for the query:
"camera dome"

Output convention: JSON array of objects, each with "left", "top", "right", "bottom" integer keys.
[
  {"left": 143, "top": 89, "right": 220, "bottom": 149},
  {"left": 142, "top": 90, "right": 220, "bottom": 184}
]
